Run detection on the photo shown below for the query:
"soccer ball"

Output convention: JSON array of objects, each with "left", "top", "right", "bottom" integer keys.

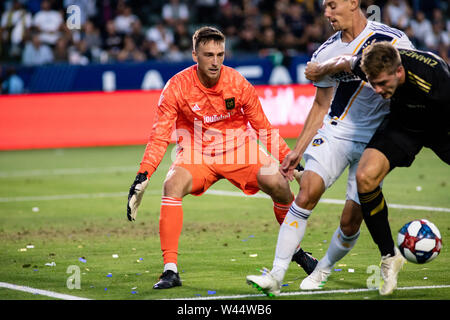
[{"left": 397, "top": 219, "right": 442, "bottom": 264}]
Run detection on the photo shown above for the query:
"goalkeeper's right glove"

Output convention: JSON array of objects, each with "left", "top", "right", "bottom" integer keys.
[{"left": 126, "top": 171, "right": 149, "bottom": 221}]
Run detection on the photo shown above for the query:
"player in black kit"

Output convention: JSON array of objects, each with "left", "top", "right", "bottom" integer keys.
[
  {"left": 353, "top": 42, "right": 450, "bottom": 295},
  {"left": 304, "top": 41, "right": 450, "bottom": 295}
]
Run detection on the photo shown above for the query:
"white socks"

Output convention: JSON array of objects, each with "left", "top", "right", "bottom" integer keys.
[
  {"left": 271, "top": 202, "right": 311, "bottom": 282},
  {"left": 164, "top": 262, "right": 178, "bottom": 273},
  {"left": 270, "top": 203, "right": 360, "bottom": 283},
  {"left": 317, "top": 227, "right": 360, "bottom": 272}
]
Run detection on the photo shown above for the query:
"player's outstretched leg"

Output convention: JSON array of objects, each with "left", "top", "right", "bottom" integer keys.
[
  {"left": 153, "top": 195, "right": 184, "bottom": 289},
  {"left": 154, "top": 166, "right": 192, "bottom": 289},
  {"left": 300, "top": 227, "right": 360, "bottom": 290},
  {"left": 301, "top": 200, "right": 362, "bottom": 290},
  {"left": 274, "top": 201, "right": 318, "bottom": 275},
  {"left": 259, "top": 169, "right": 318, "bottom": 276}
]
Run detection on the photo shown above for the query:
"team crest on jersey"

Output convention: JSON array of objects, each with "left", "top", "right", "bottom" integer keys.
[
  {"left": 312, "top": 138, "right": 324, "bottom": 146},
  {"left": 225, "top": 97, "right": 235, "bottom": 110},
  {"left": 359, "top": 34, "right": 393, "bottom": 55}
]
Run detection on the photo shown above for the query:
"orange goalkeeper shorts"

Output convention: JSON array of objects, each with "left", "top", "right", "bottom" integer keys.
[{"left": 170, "top": 140, "right": 279, "bottom": 196}]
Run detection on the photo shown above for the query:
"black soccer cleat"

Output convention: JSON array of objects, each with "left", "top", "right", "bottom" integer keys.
[
  {"left": 153, "top": 270, "right": 182, "bottom": 289},
  {"left": 292, "top": 248, "right": 318, "bottom": 275}
]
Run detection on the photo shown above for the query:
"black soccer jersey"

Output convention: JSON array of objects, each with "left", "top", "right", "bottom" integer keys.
[{"left": 352, "top": 49, "right": 450, "bottom": 132}]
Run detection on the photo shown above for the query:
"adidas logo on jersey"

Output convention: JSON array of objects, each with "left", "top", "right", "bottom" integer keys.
[{"left": 192, "top": 104, "right": 201, "bottom": 112}]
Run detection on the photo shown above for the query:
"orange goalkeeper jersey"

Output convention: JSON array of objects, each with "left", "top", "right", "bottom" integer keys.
[{"left": 139, "top": 64, "right": 290, "bottom": 177}]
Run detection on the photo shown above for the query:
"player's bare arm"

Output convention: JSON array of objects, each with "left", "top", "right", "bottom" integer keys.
[
  {"left": 280, "top": 86, "right": 334, "bottom": 181},
  {"left": 304, "top": 55, "right": 353, "bottom": 82}
]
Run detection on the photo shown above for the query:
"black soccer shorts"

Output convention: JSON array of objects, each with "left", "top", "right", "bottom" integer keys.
[{"left": 366, "top": 117, "right": 450, "bottom": 170}]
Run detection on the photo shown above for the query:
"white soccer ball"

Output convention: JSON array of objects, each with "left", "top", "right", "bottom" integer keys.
[{"left": 397, "top": 219, "right": 442, "bottom": 264}]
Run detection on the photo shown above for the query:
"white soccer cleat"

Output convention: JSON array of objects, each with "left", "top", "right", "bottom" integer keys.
[
  {"left": 246, "top": 273, "right": 281, "bottom": 297},
  {"left": 379, "top": 247, "right": 406, "bottom": 295},
  {"left": 300, "top": 268, "right": 331, "bottom": 290}
]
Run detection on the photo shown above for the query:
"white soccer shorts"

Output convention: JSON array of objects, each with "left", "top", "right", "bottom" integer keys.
[{"left": 303, "top": 128, "right": 366, "bottom": 204}]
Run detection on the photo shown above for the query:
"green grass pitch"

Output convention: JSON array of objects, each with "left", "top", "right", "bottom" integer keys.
[{"left": 0, "top": 139, "right": 449, "bottom": 301}]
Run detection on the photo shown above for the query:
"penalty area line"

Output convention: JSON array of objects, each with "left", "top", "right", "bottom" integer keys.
[
  {"left": 204, "top": 189, "right": 450, "bottom": 213},
  {"left": 0, "top": 282, "right": 92, "bottom": 300},
  {"left": 166, "top": 284, "right": 450, "bottom": 300},
  {"left": 0, "top": 189, "right": 449, "bottom": 213}
]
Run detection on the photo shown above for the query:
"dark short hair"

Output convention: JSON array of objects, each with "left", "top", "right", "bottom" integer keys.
[
  {"left": 192, "top": 26, "right": 225, "bottom": 51},
  {"left": 361, "top": 41, "right": 401, "bottom": 78}
]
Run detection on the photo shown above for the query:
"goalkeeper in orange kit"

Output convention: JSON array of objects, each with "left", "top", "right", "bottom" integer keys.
[{"left": 126, "top": 26, "right": 316, "bottom": 289}]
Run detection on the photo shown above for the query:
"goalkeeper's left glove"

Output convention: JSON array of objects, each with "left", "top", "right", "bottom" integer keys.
[{"left": 126, "top": 171, "right": 149, "bottom": 221}]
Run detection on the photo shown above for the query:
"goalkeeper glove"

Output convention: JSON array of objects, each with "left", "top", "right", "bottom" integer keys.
[{"left": 127, "top": 171, "right": 149, "bottom": 221}]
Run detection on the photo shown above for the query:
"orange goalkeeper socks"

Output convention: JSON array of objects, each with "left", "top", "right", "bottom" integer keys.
[
  {"left": 159, "top": 196, "right": 291, "bottom": 265},
  {"left": 273, "top": 200, "right": 293, "bottom": 225},
  {"left": 159, "top": 196, "right": 183, "bottom": 265}
]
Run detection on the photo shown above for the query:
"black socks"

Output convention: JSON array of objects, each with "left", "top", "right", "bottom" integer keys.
[{"left": 359, "top": 186, "right": 395, "bottom": 257}]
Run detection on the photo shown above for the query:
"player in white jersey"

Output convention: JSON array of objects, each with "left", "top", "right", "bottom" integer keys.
[{"left": 246, "top": 0, "right": 413, "bottom": 296}]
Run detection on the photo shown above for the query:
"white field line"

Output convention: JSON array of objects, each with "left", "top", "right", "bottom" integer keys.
[
  {"left": 167, "top": 284, "right": 450, "bottom": 300},
  {"left": 1, "top": 281, "right": 449, "bottom": 300},
  {"left": 0, "top": 166, "right": 137, "bottom": 178},
  {"left": 0, "top": 192, "right": 128, "bottom": 202},
  {"left": 205, "top": 190, "right": 450, "bottom": 213},
  {"left": 0, "top": 282, "right": 91, "bottom": 300},
  {"left": 0, "top": 189, "right": 449, "bottom": 213}
]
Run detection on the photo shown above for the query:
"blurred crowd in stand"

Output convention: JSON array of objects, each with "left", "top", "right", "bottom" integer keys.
[{"left": 0, "top": 0, "right": 448, "bottom": 93}]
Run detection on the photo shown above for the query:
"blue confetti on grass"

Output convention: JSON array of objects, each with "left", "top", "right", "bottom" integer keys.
[
  {"left": 207, "top": 290, "right": 216, "bottom": 295},
  {"left": 131, "top": 291, "right": 138, "bottom": 294},
  {"left": 282, "top": 284, "right": 289, "bottom": 287},
  {"left": 334, "top": 268, "right": 342, "bottom": 272},
  {"left": 78, "top": 257, "right": 87, "bottom": 263},
  {"left": 242, "top": 235, "right": 255, "bottom": 242},
  {"left": 106, "top": 274, "right": 112, "bottom": 277}
]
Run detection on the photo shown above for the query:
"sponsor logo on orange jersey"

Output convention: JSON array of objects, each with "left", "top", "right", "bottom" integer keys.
[{"left": 203, "top": 112, "right": 231, "bottom": 124}]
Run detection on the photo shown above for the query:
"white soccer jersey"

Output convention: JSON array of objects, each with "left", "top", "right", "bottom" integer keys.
[{"left": 311, "top": 20, "right": 414, "bottom": 143}]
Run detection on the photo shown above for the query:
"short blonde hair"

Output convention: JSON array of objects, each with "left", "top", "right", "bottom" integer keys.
[
  {"left": 192, "top": 26, "right": 225, "bottom": 51},
  {"left": 361, "top": 42, "right": 401, "bottom": 78}
]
